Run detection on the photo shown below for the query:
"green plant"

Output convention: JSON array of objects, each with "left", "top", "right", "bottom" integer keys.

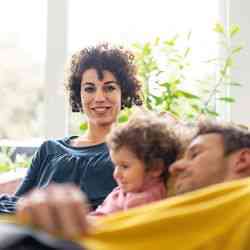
[
  {"left": 133, "top": 32, "right": 195, "bottom": 115},
  {"left": 0, "top": 146, "right": 32, "bottom": 173},
  {"left": 77, "top": 23, "right": 242, "bottom": 132},
  {"left": 199, "top": 23, "right": 243, "bottom": 116},
  {"left": 0, "top": 147, "right": 15, "bottom": 173},
  {"left": 132, "top": 23, "right": 243, "bottom": 121}
]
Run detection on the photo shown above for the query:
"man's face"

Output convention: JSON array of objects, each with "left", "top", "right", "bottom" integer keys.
[{"left": 169, "top": 133, "right": 230, "bottom": 195}]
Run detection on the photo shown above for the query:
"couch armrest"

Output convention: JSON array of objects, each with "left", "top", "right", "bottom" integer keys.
[
  {"left": 0, "top": 178, "right": 22, "bottom": 194},
  {"left": 0, "top": 169, "right": 26, "bottom": 194}
]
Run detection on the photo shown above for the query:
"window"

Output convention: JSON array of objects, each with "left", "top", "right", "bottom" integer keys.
[
  {"left": 68, "top": 0, "right": 220, "bottom": 133},
  {"left": 0, "top": 0, "right": 221, "bottom": 140},
  {"left": 0, "top": 0, "right": 46, "bottom": 140},
  {"left": 68, "top": 0, "right": 219, "bottom": 51}
]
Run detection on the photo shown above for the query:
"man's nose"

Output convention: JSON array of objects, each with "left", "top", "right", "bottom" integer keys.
[{"left": 169, "top": 160, "right": 187, "bottom": 176}]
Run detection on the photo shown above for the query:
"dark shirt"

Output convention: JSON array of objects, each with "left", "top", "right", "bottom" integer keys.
[{"left": 0, "top": 137, "right": 117, "bottom": 213}]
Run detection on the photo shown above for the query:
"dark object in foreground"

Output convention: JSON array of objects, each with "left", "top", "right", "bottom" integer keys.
[{"left": 0, "top": 223, "right": 85, "bottom": 250}]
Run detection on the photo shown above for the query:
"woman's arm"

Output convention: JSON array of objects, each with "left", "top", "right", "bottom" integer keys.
[{"left": 15, "top": 142, "right": 47, "bottom": 197}]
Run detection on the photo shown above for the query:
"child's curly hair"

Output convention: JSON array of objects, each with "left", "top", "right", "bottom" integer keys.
[
  {"left": 107, "top": 112, "right": 183, "bottom": 179},
  {"left": 65, "top": 43, "right": 142, "bottom": 112}
]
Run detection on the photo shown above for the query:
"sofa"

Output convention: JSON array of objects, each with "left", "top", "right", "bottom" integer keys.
[{"left": 0, "top": 146, "right": 37, "bottom": 194}]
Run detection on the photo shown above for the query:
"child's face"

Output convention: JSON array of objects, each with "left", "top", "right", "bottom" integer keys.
[{"left": 110, "top": 146, "right": 148, "bottom": 193}]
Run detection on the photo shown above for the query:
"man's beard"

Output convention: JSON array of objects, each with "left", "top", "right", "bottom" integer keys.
[{"left": 166, "top": 175, "right": 198, "bottom": 197}]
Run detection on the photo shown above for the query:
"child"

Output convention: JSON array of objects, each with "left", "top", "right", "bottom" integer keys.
[{"left": 90, "top": 112, "right": 182, "bottom": 216}]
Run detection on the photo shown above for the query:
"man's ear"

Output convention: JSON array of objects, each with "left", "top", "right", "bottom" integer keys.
[{"left": 234, "top": 149, "right": 250, "bottom": 175}]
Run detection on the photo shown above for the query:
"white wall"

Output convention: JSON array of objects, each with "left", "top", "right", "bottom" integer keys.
[{"left": 229, "top": 0, "right": 250, "bottom": 125}]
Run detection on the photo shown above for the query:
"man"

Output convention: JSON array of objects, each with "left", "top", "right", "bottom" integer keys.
[
  {"left": 10, "top": 121, "right": 250, "bottom": 249},
  {"left": 169, "top": 121, "right": 250, "bottom": 195}
]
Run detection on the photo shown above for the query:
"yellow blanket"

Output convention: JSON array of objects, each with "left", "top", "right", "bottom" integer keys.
[{"left": 2, "top": 178, "right": 250, "bottom": 250}]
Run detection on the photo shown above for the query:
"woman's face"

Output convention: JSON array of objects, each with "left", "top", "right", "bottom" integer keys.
[{"left": 81, "top": 68, "right": 122, "bottom": 127}]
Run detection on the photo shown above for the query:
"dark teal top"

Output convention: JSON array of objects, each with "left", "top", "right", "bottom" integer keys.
[{"left": 0, "top": 137, "right": 117, "bottom": 213}]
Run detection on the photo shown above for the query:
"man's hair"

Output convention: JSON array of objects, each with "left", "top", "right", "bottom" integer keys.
[
  {"left": 194, "top": 121, "right": 250, "bottom": 155},
  {"left": 65, "top": 43, "right": 142, "bottom": 112},
  {"left": 107, "top": 112, "right": 183, "bottom": 178}
]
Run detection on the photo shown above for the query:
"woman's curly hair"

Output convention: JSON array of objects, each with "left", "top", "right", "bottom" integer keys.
[
  {"left": 65, "top": 43, "right": 142, "bottom": 112},
  {"left": 106, "top": 111, "right": 183, "bottom": 179}
]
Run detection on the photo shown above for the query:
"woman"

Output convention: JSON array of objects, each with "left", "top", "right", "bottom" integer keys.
[{"left": 0, "top": 43, "right": 142, "bottom": 214}]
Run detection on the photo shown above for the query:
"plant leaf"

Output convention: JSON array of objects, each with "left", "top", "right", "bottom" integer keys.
[
  {"left": 187, "top": 31, "right": 192, "bottom": 40},
  {"left": 218, "top": 97, "right": 235, "bottom": 103},
  {"left": 229, "top": 82, "right": 242, "bottom": 86},
  {"left": 164, "top": 35, "right": 178, "bottom": 46},
  {"left": 184, "top": 47, "right": 191, "bottom": 58},
  {"left": 175, "top": 90, "right": 200, "bottom": 99},
  {"left": 225, "top": 57, "right": 233, "bottom": 68},
  {"left": 118, "top": 114, "right": 129, "bottom": 123},
  {"left": 213, "top": 23, "right": 224, "bottom": 34},
  {"left": 232, "top": 45, "right": 243, "bottom": 54},
  {"left": 80, "top": 122, "right": 88, "bottom": 131},
  {"left": 151, "top": 95, "right": 163, "bottom": 105},
  {"left": 205, "top": 108, "right": 219, "bottom": 117},
  {"left": 230, "top": 24, "right": 240, "bottom": 37},
  {"left": 143, "top": 43, "right": 151, "bottom": 55},
  {"left": 154, "top": 37, "right": 160, "bottom": 46}
]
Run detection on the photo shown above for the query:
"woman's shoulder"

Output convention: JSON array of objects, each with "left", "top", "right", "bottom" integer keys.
[
  {"left": 36, "top": 136, "right": 110, "bottom": 158},
  {"left": 57, "top": 136, "right": 109, "bottom": 154},
  {"left": 35, "top": 137, "right": 77, "bottom": 155}
]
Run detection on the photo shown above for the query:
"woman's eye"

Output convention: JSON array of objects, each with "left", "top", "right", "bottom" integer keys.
[
  {"left": 83, "top": 86, "right": 95, "bottom": 93},
  {"left": 105, "top": 85, "right": 116, "bottom": 92}
]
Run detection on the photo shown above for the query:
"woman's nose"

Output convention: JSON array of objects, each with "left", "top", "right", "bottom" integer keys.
[{"left": 94, "top": 88, "right": 106, "bottom": 102}]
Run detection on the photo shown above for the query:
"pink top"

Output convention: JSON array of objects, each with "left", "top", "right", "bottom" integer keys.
[{"left": 90, "top": 178, "right": 166, "bottom": 216}]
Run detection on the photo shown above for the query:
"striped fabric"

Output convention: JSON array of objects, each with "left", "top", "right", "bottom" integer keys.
[{"left": 0, "top": 195, "right": 18, "bottom": 213}]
